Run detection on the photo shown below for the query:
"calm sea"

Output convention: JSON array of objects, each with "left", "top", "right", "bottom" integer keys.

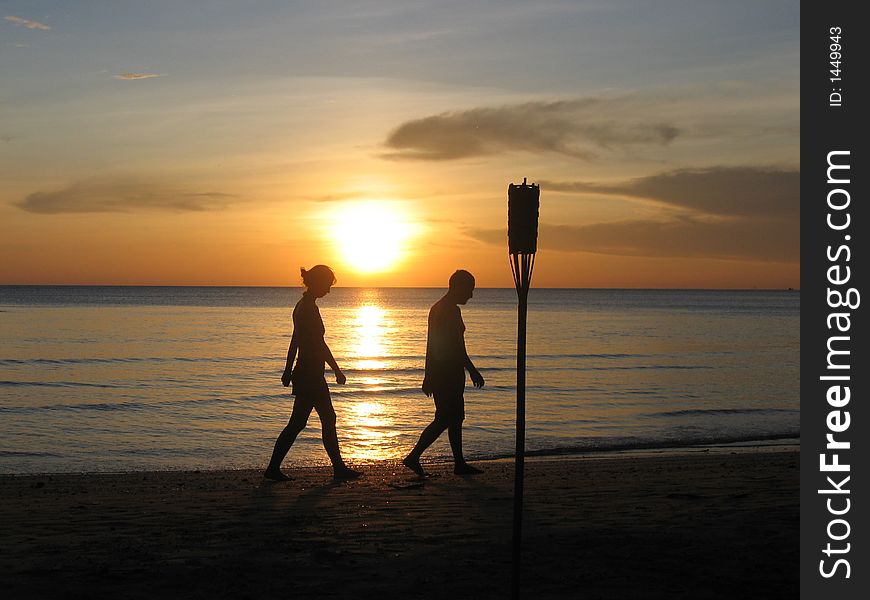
[{"left": 0, "top": 287, "right": 799, "bottom": 473}]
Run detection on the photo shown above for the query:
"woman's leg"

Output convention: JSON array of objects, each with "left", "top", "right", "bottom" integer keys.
[
  {"left": 314, "top": 399, "right": 342, "bottom": 466},
  {"left": 313, "top": 392, "right": 362, "bottom": 478},
  {"left": 265, "top": 397, "right": 313, "bottom": 475}
]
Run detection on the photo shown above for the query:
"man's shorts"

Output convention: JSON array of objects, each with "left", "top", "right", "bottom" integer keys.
[{"left": 429, "top": 362, "right": 466, "bottom": 423}]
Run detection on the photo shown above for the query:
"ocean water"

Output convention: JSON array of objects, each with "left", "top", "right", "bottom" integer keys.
[{"left": 0, "top": 287, "right": 799, "bottom": 473}]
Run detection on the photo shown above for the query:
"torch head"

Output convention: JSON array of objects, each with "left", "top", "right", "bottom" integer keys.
[{"left": 508, "top": 180, "right": 540, "bottom": 254}]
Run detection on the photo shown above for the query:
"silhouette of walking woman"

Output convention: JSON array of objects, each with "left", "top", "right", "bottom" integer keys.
[
  {"left": 265, "top": 265, "right": 361, "bottom": 481},
  {"left": 403, "top": 269, "right": 485, "bottom": 476}
]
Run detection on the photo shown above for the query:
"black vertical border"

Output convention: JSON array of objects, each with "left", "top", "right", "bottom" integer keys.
[{"left": 801, "top": 3, "right": 866, "bottom": 598}]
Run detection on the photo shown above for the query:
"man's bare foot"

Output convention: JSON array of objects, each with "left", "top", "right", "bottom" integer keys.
[
  {"left": 333, "top": 465, "right": 362, "bottom": 480},
  {"left": 402, "top": 456, "right": 426, "bottom": 477},
  {"left": 454, "top": 462, "right": 483, "bottom": 475},
  {"left": 263, "top": 468, "right": 292, "bottom": 482}
]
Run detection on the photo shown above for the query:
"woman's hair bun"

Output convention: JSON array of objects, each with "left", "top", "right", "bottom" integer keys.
[{"left": 300, "top": 265, "right": 336, "bottom": 288}]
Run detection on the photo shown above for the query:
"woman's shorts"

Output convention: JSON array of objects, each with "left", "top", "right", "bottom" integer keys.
[{"left": 291, "top": 371, "right": 329, "bottom": 398}]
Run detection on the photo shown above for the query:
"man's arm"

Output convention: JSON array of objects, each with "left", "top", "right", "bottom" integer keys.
[
  {"left": 422, "top": 308, "right": 435, "bottom": 396},
  {"left": 463, "top": 333, "right": 485, "bottom": 388}
]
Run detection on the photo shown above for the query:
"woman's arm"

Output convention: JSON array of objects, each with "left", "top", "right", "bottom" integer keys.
[
  {"left": 281, "top": 332, "right": 298, "bottom": 387},
  {"left": 322, "top": 341, "right": 346, "bottom": 384}
]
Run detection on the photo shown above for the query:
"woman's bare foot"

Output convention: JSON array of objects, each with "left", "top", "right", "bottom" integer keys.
[
  {"left": 263, "top": 468, "right": 292, "bottom": 482},
  {"left": 454, "top": 462, "right": 483, "bottom": 475},
  {"left": 402, "top": 456, "right": 426, "bottom": 476},
  {"left": 333, "top": 465, "right": 362, "bottom": 480}
]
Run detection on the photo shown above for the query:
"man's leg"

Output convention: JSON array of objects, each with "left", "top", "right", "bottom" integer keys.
[
  {"left": 447, "top": 421, "right": 465, "bottom": 463},
  {"left": 403, "top": 419, "right": 448, "bottom": 475},
  {"left": 446, "top": 396, "right": 482, "bottom": 475},
  {"left": 451, "top": 426, "right": 483, "bottom": 474}
]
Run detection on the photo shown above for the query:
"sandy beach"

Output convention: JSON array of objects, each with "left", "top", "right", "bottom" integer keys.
[{"left": 1, "top": 447, "right": 798, "bottom": 599}]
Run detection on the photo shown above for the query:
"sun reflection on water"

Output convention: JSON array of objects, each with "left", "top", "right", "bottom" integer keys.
[
  {"left": 351, "top": 304, "right": 388, "bottom": 370},
  {"left": 342, "top": 303, "right": 403, "bottom": 461},
  {"left": 344, "top": 399, "right": 401, "bottom": 461},
  {"left": 352, "top": 400, "right": 384, "bottom": 422}
]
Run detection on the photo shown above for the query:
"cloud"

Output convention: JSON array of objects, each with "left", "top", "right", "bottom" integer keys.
[
  {"left": 540, "top": 166, "right": 799, "bottom": 218},
  {"left": 113, "top": 73, "right": 163, "bottom": 80},
  {"left": 16, "top": 178, "right": 236, "bottom": 214},
  {"left": 469, "top": 218, "right": 798, "bottom": 263},
  {"left": 307, "top": 192, "right": 369, "bottom": 203},
  {"left": 468, "top": 165, "right": 799, "bottom": 263},
  {"left": 382, "top": 99, "right": 679, "bottom": 161},
  {"left": 5, "top": 16, "right": 51, "bottom": 30}
]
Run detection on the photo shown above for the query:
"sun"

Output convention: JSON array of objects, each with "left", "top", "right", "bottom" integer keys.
[{"left": 332, "top": 202, "right": 415, "bottom": 273}]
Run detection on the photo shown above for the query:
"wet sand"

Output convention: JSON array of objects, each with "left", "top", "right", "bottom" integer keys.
[{"left": 1, "top": 447, "right": 798, "bottom": 599}]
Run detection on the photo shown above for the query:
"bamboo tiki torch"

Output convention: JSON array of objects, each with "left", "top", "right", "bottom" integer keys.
[{"left": 508, "top": 178, "right": 540, "bottom": 600}]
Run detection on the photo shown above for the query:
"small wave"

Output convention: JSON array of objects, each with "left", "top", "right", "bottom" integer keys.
[
  {"left": 473, "top": 352, "right": 651, "bottom": 360},
  {"left": 336, "top": 386, "right": 424, "bottom": 398},
  {"left": 0, "top": 380, "right": 126, "bottom": 389},
  {"left": 0, "top": 355, "right": 686, "bottom": 371},
  {"left": 337, "top": 352, "right": 650, "bottom": 362},
  {"left": 342, "top": 367, "right": 424, "bottom": 376},
  {"left": 0, "top": 356, "right": 270, "bottom": 366},
  {"left": 586, "top": 365, "right": 711, "bottom": 371},
  {"left": 476, "top": 432, "right": 801, "bottom": 460},
  {"left": 648, "top": 408, "right": 799, "bottom": 417},
  {"left": 0, "top": 401, "right": 151, "bottom": 413},
  {"left": 0, "top": 450, "right": 63, "bottom": 458},
  {"left": 0, "top": 395, "right": 264, "bottom": 415}
]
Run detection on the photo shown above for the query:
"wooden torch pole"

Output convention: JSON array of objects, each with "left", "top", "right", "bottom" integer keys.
[{"left": 508, "top": 180, "right": 539, "bottom": 600}]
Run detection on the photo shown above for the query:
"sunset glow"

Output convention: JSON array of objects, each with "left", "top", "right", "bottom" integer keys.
[
  {"left": 332, "top": 203, "right": 416, "bottom": 274},
  {"left": 0, "top": 2, "right": 799, "bottom": 288}
]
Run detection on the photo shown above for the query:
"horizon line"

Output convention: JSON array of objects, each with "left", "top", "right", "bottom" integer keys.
[{"left": 0, "top": 283, "right": 800, "bottom": 292}]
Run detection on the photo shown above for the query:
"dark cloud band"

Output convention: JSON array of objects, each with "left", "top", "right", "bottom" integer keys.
[
  {"left": 469, "top": 165, "right": 799, "bottom": 263},
  {"left": 17, "top": 179, "right": 235, "bottom": 214},
  {"left": 540, "top": 167, "right": 799, "bottom": 218},
  {"left": 383, "top": 99, "right": 679, "bottom": 161},
  {"left": 470, "top": 218, "right": 797, "bottom": 263}
]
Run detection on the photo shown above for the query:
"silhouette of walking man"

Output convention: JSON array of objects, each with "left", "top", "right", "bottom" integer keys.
[
  {"left": 404, "top": 269, "right": 485, "bottom": 476},
  {"left": 265, "top": 265, "right": 361, "bottom": 481}
]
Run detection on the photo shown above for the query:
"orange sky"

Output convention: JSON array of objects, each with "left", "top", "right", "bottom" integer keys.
[{"left": 1, "top": 2, "right": 800, "bottom": 288}]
